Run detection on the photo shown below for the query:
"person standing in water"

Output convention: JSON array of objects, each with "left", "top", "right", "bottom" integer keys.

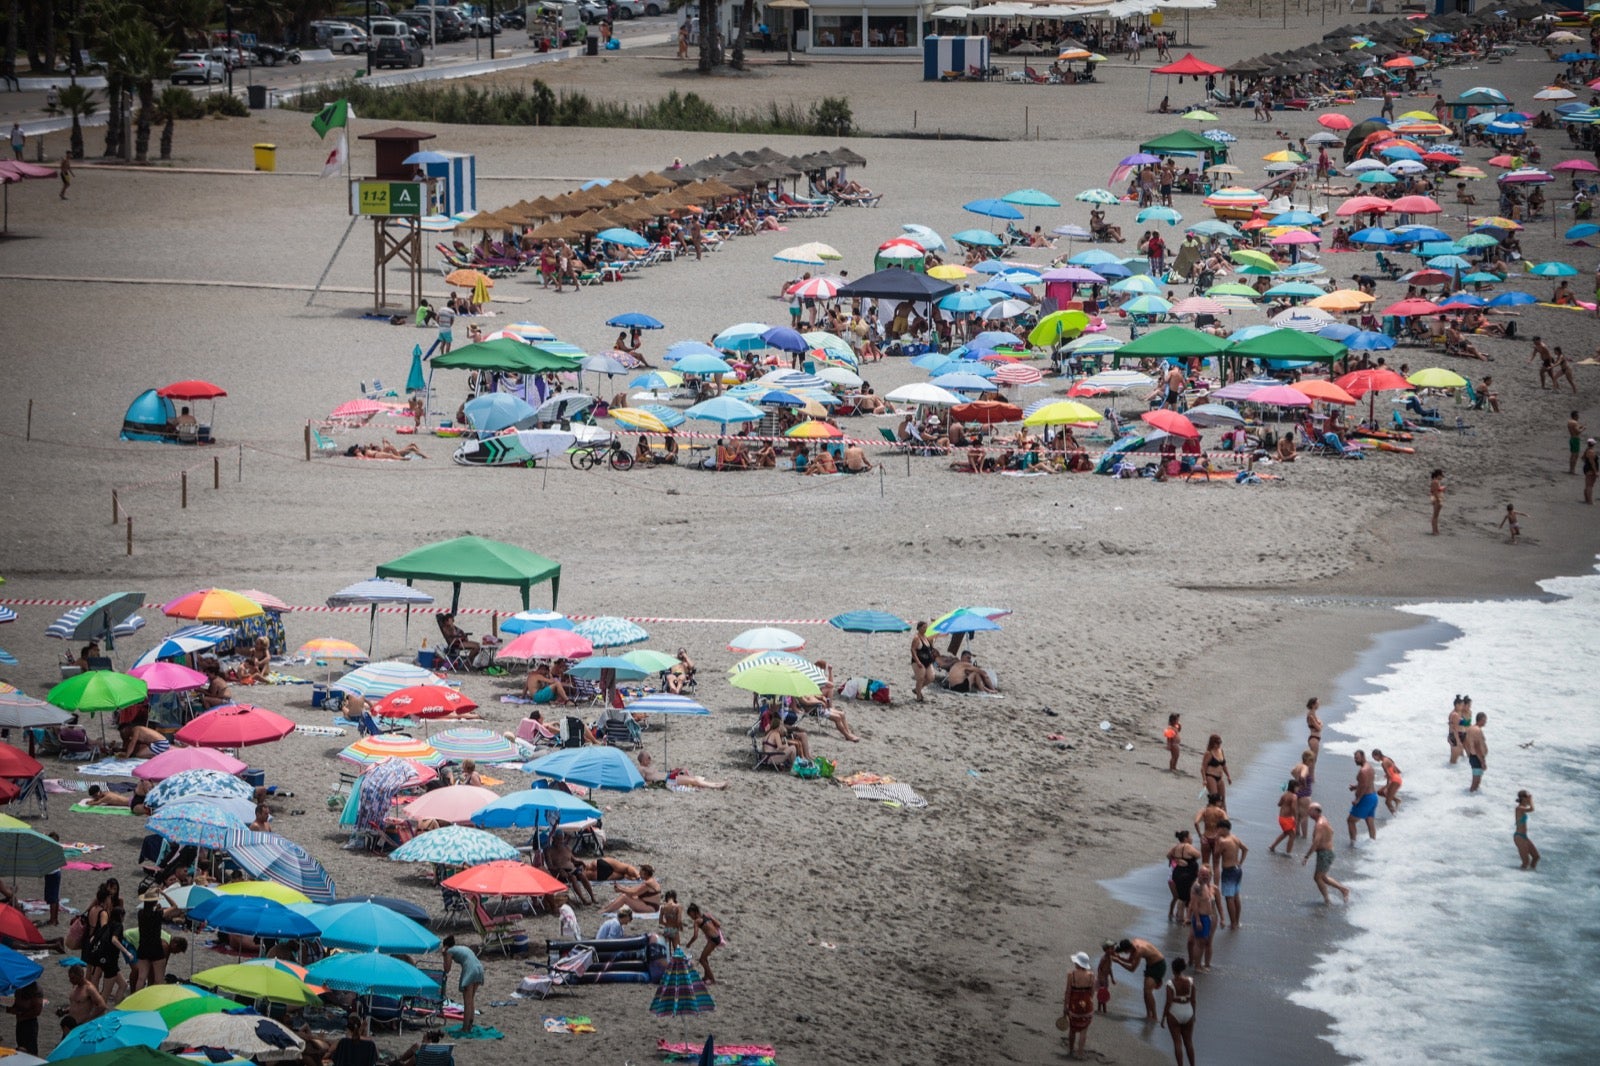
[
  {"left": 1186, "top": 868, "right": 1216, "bottom": 973},
  {"left": 1305, "top": 697, "right": 1323, "bottom": 754},
  {"left": 1371, "top": 748, "right": 1402, "bottom": 814},
  {"left": 1161, "top": 957, "right": 1197, "bottom": 1066},
  {"left": 1448, "top": 695, "right": 1468, "bottom": 764},
  {"left": 1513, "top": 790, "right": 1539, "bottom": 870},
  {"left": 1348, "top": 750, "right": 1379, "bottom": 845},
  {"left": 1462, "top": 712, "right": 1489, "bottom": 793},
  {"left": 1269, "top": 780, "right": 1300, "bottom": 854},
  {"left": 1214, "top": 820, "right": 1247, "bottom": 930},
  {"left": 1111, "top": 938, "right": 1166, "bottom": 1022},
  {"left": 1302, "top": 803, "right": 1351, "bottom": 904}
]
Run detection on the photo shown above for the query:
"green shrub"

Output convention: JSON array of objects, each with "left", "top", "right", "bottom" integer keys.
[{"left": 204, "top": 93, "right": 249, "bottom": 118}]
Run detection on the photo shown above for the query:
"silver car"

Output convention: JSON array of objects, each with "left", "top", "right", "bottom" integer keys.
[{"left": 171, "top": 52, "right": 223, "bottom": 84}]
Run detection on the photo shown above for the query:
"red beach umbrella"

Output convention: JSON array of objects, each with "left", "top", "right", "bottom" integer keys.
[
  {"left": 950, "top": 401, "right": 1023, "bottom": 424},
  {"left": 0, "top": 904, "right": 43, "bottom": 945},
  {"left": 1317, "top": 113, "right": 1353, "bottom": 131},
  {"left": 372, "top": 685, "right": 478, "bottom": 720},
  {"left": 441, "top": 861, "right": 566, "bottom": 897},
  {"left": 157, "top": 380, "right": 227, "bottom": 400},
  {"left": 1141, "top": 410, "right": 1200, "bottom": 438},
  {"left": 1335, "top": 369, "right": 1413, "bottom": 398},
  {"left": 175, "top": 703, "right": 295, "bottom": 748}
]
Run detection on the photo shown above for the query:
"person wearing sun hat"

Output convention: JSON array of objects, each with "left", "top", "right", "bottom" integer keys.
[{"left": 1059, "top": 951, "right": 1097, "bottom": 1056}]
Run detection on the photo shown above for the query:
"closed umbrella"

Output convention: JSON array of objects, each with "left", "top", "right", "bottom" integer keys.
[{"left": 650, "top": 949, "right": 715, "bottom": 1044}]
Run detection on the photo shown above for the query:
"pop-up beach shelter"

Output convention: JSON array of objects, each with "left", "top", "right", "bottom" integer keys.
[{"left": 376, "top": 536, "right": 561, "bottom": 611}]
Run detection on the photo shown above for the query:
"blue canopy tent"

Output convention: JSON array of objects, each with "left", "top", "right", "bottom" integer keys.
[{"left": 120, "top": 390, "right": 177, "bottom": 442}]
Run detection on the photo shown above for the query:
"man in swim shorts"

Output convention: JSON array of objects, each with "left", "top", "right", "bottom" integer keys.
[
  {"left": 1214, "top": 819, "right": 1248, "bottom": 930},
  {"left": 1270, "top": 783, "right": 1299, "bottom": 854},
  {"left": 1462, "top": 712, "right": 1488, "bottom": 793},
  {"left": 1302, "top": 803, "right": 1350, "bottom": 904},
  {"left": 1185, "top": 868, "right": 1216, "bottom": 972},
  {"left": 1111, "top": 938, "right": 1166, "bottom": 1021},
  {"left": 1347, "top": 749, "right": 1379, "bottom": 844}
]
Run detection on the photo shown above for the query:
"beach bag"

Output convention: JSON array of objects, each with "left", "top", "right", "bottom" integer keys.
[
  {"left": 866, "top": 680, "right": 891, "bottom": 704},
  {"left": 791, "top": 757, "right": 821, "bottom": 779},
  {"left": 814, "top": 756, "right": 835, "bottom": 779}
]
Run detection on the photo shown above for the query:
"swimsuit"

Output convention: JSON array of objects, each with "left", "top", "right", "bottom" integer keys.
[
  {"left": 1514, "top": 810, "right": 1530, "bottom": 841},
  {"left": 1350, "top": 793, "right": 1379, "bottom": 819},
  {"left": 1468, "top": 754, "right": 1484, "bottom": 776},
  {"left": 1067, "top": 982, "right": 1095, "bottom": 1031},
  {"left": 1278, "top": 814, "right": 1298, "bottom": 833},
  {"left": 593, "top": 858, "right": 615, "bottom": 881},
  {"left": 1315, "top": 849, "right": 1336, "bottom": 874},
  {"left": 1172, "top": 855, "right": 1199, "bottom": 903},
  {"left": 1165, "top": 981, "right": 1195, "bottom": 1025},
  {"left": 1219, "top": 866, "right": 1243, "bottom": 898},
  {"left": 1190, "top": 913, "right": 1212, "bottom": 940},
  {"left": 1144, "top": 958, "right": 1167, "bottom": 984}
]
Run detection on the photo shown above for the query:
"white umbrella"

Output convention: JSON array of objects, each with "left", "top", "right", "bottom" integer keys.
[
  {"left": 885, "top": 383, "right": 963, "bottom": 406},
  {"left": 980, "top": 299, "right": 1032, "bottom": 320},
  {"left": 163, "top": 1013, "right": 304, "bottom": 1061},
  {"left": 816, "top": 366, "right": 863, "bottom": 387},
  {"left": 1271, "top": 307, "right": 1335, "bottom": 332},
  {"left": 326, "top": 579, "right": 435, "bottom": 655},
  {"left": 727, "top": 627, "right": 806, "bottom": 653}
]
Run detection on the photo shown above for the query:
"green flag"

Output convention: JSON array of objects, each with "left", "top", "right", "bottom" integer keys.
[{"left": 311, "top": 99, "right": 351, "bottom": 139}]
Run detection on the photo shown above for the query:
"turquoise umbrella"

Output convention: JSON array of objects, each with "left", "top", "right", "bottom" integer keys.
[
  {"left": 406, "top": 345, "right": 426, "bottom": 393},
  {"left": 388, "top": 825, "right": 519, "bottom": 866},
  {"left": 572, "top": 616, "right": 648, "bottom": 648},
  {"left": 306, "top": 952, "right": 439, "bottom": 997},
  {"left": 471, "top": 788, "right": 602, "bottom": 828},
  {"left": 312, "top": 901, "right": 440, "bottom": 954},
  {"left": 525, "top": 746, "right": 645, "bottom": 791},
  {"left": 49, "top": 1011, "right": 167, "bottom": 1061}
]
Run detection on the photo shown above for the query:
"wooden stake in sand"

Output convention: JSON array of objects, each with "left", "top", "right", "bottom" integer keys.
[
  {"left": 126, "top": 516, "right": 133, "bottom": 556},
  {"left": 112, "top": 489, "right": 118, "bottom": 525},
  {"left": 214, "top": 457, "right": 220, "bottom": 490},
  {"left": 181, "top": 471, "right": 188, "bottom": 509},
  {"left": 25, "top": 399, "right": 32, "bottom": 441}
]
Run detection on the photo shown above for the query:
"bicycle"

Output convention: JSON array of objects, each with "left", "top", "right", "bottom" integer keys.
[{"left": 569, "top": 438, "right": 634, "bottom": 471}]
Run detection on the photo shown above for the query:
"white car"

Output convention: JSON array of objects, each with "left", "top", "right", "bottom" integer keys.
[{"left": 171, "top": 52, "right": 223, "bottom": 84}]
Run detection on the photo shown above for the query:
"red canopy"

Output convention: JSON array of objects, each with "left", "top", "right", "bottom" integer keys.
[
  {"left": 158, "top": 380, "right": 228, "bottom": 400},
  {"left": 1152, "top": 53, "right": 1225, "bottom": 77}
]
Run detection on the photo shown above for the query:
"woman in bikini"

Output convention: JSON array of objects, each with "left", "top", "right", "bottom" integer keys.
[
  {"left": 1513, "top": 790, "right": 1539, "bottom": 870},
  {"left": 1429, "top": 468, "right": 1445, "bottom": 536},
  {"left": 1292, "top": 748, "right": 1316, "bottom": 839},
  {"left": 1305, "top": 697, "right": 1323, "bottom": 754},
  {"left": 600, "top": 863, "right": 661, "bottom": 914},
  {"left": 684, "top": 903, "right": 723, "bottom": 983},
  {"left": 1161, "top": 957, "right": 1197, "bottom": 1066},
  {"left": 1371, "top": 748, "right": 1402, "bottom": 813},
  {"left": 1165, "top": 713, "right": 1182, "bottom": 772},
  {"left": 910, "top": 622, "right": 937, "bottom": 703},
  {"left": 1200, "top": 734, "right": 1232, "bottom": 809}
]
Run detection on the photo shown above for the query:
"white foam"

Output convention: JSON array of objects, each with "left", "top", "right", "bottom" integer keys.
[{"left": 1289, "top": 567, "right": 1600, "bottom": 1065}]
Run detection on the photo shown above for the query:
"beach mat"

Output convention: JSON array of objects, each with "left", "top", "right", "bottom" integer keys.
[
  {"left": 78, "top": 759, "right": 147, "bottom": 777},
  {"left": 659, "top": 1041, "right": 777, "bottom": 1065},
  {"left": 451, "top": 1025, "right": 504, "bottom": 1040},
  {"left": 540, "top": 1017, "right": 592, "bottom": 1035},
  {"left": 69, "top": 803, "right": 134, "bottom": 816}
]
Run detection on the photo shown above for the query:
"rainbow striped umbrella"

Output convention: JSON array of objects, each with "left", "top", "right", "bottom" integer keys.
[
  {"left": 650, "top": 948, "right": 715, "bottom": 1040},
  {"left": 296, "top": 638, "right": 366, "bottom": 660},
  {"left": 338, "top": 734, "right": 445, "bottom": 767},
  {"left": 427, "top": 727, "right": 522, "bottom": 764},
  {"left": 161, "top": 589, "right": 265, "bottom": 622}
]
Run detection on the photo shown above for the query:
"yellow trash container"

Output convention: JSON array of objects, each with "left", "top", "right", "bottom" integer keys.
[{"left": 253, "top": 143, "right": 277, "bottom": 172}]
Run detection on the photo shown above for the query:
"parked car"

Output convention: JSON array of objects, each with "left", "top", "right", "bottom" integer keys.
[
  {"left": 373, "top": 35, "right": 425, "bottom": 68},
  {"left": 251, "top": 42, "right": 301, "bottom": 65},
  {"left": 610, "top": 0, "right": 659, "bottom": 19},
  {"left": 171, "top": 52, "right": 223, "bottom": 84},
  {"left": 320, "top": 24, "right": 371, "bottom": 53},
  {"left": 204, "top": 46, "right": 250, "bottom": 71}
]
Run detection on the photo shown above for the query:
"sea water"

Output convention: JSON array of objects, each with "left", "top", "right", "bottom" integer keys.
[{"left": 1290, "top": 567, "right": 1600, "bottom": 1065}]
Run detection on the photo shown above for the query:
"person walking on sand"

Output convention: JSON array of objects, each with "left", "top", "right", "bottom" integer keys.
[
  {"left": 1059, "top": 951, "right": 1096, "bottom": 1057},
  {"left": 1348, "top": 750, "right": 1379, "bottom": 845},
  {"left": 1164, "top": 712, "right": 1182, "bottom": 772},
  {"left": 1513, "top": 790, "right": 1539, "bottom": 870},
  {"left": 1270, "top": 780, "right": 1300, "bottom": 854},
  {"left": 1429, "top": 468, "right": 1445, "bottom": 535},
  {"left": 684, "top": 903, "right": 723, "bottom": 984},
  {"left": 1167, "top": 830, "right": 1200, "bottom": 925},
  {"left": 1583, "top": 439, "right": 1597, "bottom": 504},
  {"left": 1463, "top": 712, "right": 1489, "bottom": 792},
  {"left": 1498, "top": 503, "right": 1527, "bottom": 544},
  {"left": 1568, "top": 412, "right": 1585, "bottom": 475},
  {"left": 1214, "top": 820, "right": 1247, "bottom": 930},
  {"left": 1302, "top": 804, "right": 1350, "bottom": 904},
  {"left": 1096, "top": 942, "right": 1117, "bottom": 1014},
  {"left": 58, "top": 155, "right": 71, "bottom": 200},
  {"left": 440, "top": 936, "right": 484, "bottom": 1035},
  {"left": 1161, "top": 957, "right": 1197, "bottom": 1066},
  {"left": 1186, "top": 868, "right": 1215, "bottom": 972},
  {"left": 910, "top": 621, "right": 936, "bottom": 703},
  {"left": 1111, "top": 938, "right": 1166, "bottom": 1021}
]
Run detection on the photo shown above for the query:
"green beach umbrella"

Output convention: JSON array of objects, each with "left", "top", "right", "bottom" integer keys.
[
  {"left": 1116, "top": 327, "right": 1231, "bottom": 359},
  {"left": 0, "top": 825, "right": 68, "bottom": 877},
  {"left": 47, "top": 670, "right": 147, "bottom": 714},
  {"left": 728, "top": 663, "right": 821, "bottom": 698},
  {"left": 1228, "top": 329, "right": 1346, "bottom": 361},
  {"left": 623, "top": 649, "right": 680, "bottom": 673},
  {"left": 119, "top": 985, "right": 206, "bottom": 1013},
  {"left": 156, "top": 995, "right": 238, "bottom": 1029},
  {"left": 190, "top": 963, "right": 320, "bottom": 1006}
]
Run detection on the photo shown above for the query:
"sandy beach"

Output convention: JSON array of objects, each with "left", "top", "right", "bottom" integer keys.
[{"left": 1, "top": 9, "right": 1597, "bottom": 1065}]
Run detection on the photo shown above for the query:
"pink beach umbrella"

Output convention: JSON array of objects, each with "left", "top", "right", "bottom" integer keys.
[
  {"left": 1270, "top": 229, "right": 1322, "bottom": 246},
  {"left": 1245, "top": 385, "right": 1313, "bottom": 408},
  {"left": 1389, "top": 195, "right": 1442, "bottom": 215},
  {"left": 1553, "top": 160, "right": 1600, "bottom": 173},
  {"left": 403, "top": 784, "right": 499, "bottom": 825},
  {"left": 496, "top": 628, "right": 595, "bottom": 662},
  {"left": 992, "top": 363, "right": 1044, "bottom": 385},
  {"left": 134, "top": 746, "right": 249, "bottom": 781},
  {"left": 128, "top": 662, "right": 209, "bottom": 693},
  {"left": 237, "top": 590, "right": 292, "bottom": 613}
]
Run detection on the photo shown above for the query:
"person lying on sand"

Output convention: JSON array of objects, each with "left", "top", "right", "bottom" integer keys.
[
  {"left": 344, "top": 440, "right": 428, "bottom": 460},
  {"left": 84, "top": 784, "right": 135, "bottom": 810},
  {"left": 637, "top": 751, "right": 727, "bottom": 790}
]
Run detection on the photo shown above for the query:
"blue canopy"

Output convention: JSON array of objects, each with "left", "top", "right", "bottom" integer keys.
[{"left": 121, "top": 389, "right": 176, "bottom": 440}]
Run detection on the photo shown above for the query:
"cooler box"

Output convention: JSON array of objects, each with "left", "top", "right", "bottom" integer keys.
[
  {"left": 311, "top": 684, "right": 330, "bottom": 708},
  {"left": 242, "top": 768, "right": 266, "bottom": 788},
  {"left": 417, "top": 649, "right": 437, "bottom": 669}
]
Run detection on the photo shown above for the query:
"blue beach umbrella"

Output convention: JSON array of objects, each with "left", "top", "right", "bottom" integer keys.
[
  {"left": 900, "top": 223, "right": 947, "bottom": 250},
  {"left": 1348, "top": 227, "right": 1399, "bottom": 245},
  {"left": 1136, "top": 206, "right": 1182, "bottom": 225},
  {"left": 406, "top": 345, "right": 426, "bottom": 394},
  {"left": 147, "top": 803, "right": 248, "bottom": 850},
  {"left": 525, "top": 746, "right": 646, "bottom": 791},
  {"left": 978, "top": 279, "right": 1033, "bottom": 300},
  {"left": 499, "top": 610, "right": 574, "bottom": 636},
  {"left": 663, "top": 340, "right": 722, "bottom": 362},
  {"left": 939, "top": 291, "right": 991, "bottom": 312},
  {"left": 1357, "top": 171, "right": 1399, "bottom": 185},
  {"left": 605, "top": 312, "right": 664, "bottom": 329},
  {"left": 471, "top": 787, "right": 602, "bottom": 829},
  {"left": 596, "top": 227, "right": 649, "bottom": 249},
  {"left": 761, "top": 326, "right": 809, "bottom": 353},
  {"left": 673, "top": 353, "right": 734, "bottom": 376},
  {"left": 828, "top": 610, "right": 911, "bottom": 633},
  {"left": 1426, "top": 255, "right": 1473, "bottom": 270},
  {"left": 1565, "top": 223, "right": 1600, "bottom": 240},
  {"left": 224, "top": 832, "right": 337, "bottom": 904},
  {"left": 629, "top": 371, "right": 679, "bottom": 391},
  {"left": 1002, "top": 188, "right": 1060, "bottom": 207},
  {"left": 195, "top": 896, "right": 320, "bottom": 940},
  {"left": 685, "top": 396, "right": 763, "bottom": 425},
  {"left": 463, "top": 393, "right": 536, "bottom": 435},
  {"left": 962, "top": 198, "right": 1024, "bottom": 220},
  {"left": 306, "top": 952, "right": 439, "bottom": 998},
  {"left": 1528, "top": 261, "right": 1578, "bottom": 277},
  {"left": 711, "top": 322, "right": 772, "bottom": 351},
  {"left": 312, "top": 901, "right": 440, "bottom": 954},
  {"left": 389, "top": 825, "right": 519, "bottom": 866},
  {"left": 48, "top": 1011, "right": 167, "bottom": 1061},
  {"left": 1344, "top": 330, "right": 1396, "bottom": 351},
  {"left": 1487, "top": 290, "right": 1537, "bottom": 307},
  {"left": 952, "top": 229, "right": 1003, "bottom": 247},
  {"left": 564, "top": 655, "right": 651, "bottom": 680},
  {"left": 626, "top": 693, "right": 710, "bottom": 716},
  {"left": 1393, "top": 225, "right": 1449, "bottom": 243},
  {"left": 1271, "top": 210, "right": 1322, "bottom": 227},
  {"left": 931, "top": 372, "right": 997, "bottom": 392},
  {"left": 0, "top": 944, "right": 42, "bottom": 994}
]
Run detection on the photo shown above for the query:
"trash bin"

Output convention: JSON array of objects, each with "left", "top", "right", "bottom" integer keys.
[
  {"left": 586, "top": 36, "right": 599, "bottom": 56},
  {"left": 247, "top": 84, "right": 268, "bottom": 110},
  {"left": 253, "top": 143, "right": 277, "bottom": 171}
]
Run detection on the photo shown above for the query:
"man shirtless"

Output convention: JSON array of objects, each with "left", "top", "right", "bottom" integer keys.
[
  {"left": 1301, "top": 803, "right": 1350, "bottom": 904},
  {"left": 1347, "top": 750, "right": 1379, "bottom": 844},
  {"left": 1213, "top": 820, "right": 1248, "bottom": 929},
  {"left": 119, "top": 724, "right": 168, "bottom": 760},
  {"left": 1111, "top": 938, "right": 1166, "bottom": 1021},
  {"left": 1193, "top": 794, "right": 1227, "bottom": 879},
  {"left": 83, "top": 783, "right": 154, "bottom": 815},
  {"left": 1462, "top": 712, "right": 1488, "bottom": 793},
  {"left": 1186, "top": 868, "right": 1216, "bottom": 972}
]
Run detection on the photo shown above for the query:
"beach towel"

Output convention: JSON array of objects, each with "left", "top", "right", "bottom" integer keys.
[
  {"left": 63, "top": 861, "right": 112, "bottom": 871},
  {"left": 851, "top": 782, "right": 927, "bottom": 809},
  {"left": 63, "top": 842, "right": 103, "bottom": 854},
  {"left": 78, "top": 759, "right": 147, "bottom": 777},
  {"left": 68, "top": 803, "right": 135, "bottom": 816},
  {"left": 541, "top": 1017, "right": 594, "bottom": 1035},
  {"left": 500, "top": 695, "right": 537, "bottom": 705},
  {"left": 258, "top": 671, "right": 311, "bottom": 685},
  {"left": 45, "top": 779, "right": 89, "bottom": 794},
  {"left": 451, "top": 1025, "right": 504, "bottom": 1040},
  {"left": 658, "top": 1041, "right": 777, "bottom": 1065},
  {"left": 293, "top": 725, "right": 347, "bottom": 738}
]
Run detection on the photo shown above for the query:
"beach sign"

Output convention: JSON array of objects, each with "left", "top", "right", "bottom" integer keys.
[{"left": 351, "top": 181, "right": 424, "bottom": 218}]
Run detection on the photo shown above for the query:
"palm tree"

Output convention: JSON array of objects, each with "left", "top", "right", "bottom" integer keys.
[
  {"left": 155, "top": 85, "right": 190, "bottom": 160},
  {"left": 119, "top": 20, "right": 174, "bottom": 162},
  {"left": 58, "top": 83, "right": 98, "bottom": 159},
  {"left": 730, "top": 0, "right": 753, "bottom": 70},
  {"left": 696, "top": 0, "right": 720, "bottom": 72}
]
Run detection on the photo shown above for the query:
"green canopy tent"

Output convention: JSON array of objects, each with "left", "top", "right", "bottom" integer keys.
[
  {"left": 1227, "top": 329, "right": 1346, "bottom": 362},
  {"left": 49, "top": 1045, "right": 197, "bottom": 1066},
  {"left": 1138, "top": 129, "right": 1222, "bottom": 166},
  {"left": 1113, "top": 326, "right": 1230, "bottom": 365},
  {"left": 430, "top": 339, "right": 585, "bottom": 374},
  {"left": 375, "top": 535, "right": 561, "bottom": 613}
]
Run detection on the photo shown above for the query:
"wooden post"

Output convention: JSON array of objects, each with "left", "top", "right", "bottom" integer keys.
[
  {"left": 181, "top": 471, "right": 188, "bottom": 509},
  {"left": 304, "top": 424, "right": 312, "bottom": 461},
  {"left": 112, "top": 489, "right": 119, "bottom": 525},
  {"left": 238, "top": 443, "right": 243, "bottom": 481},
  {"left": 126, "top": 516, "right": 133, "bottom": 556},
  {"left": 213, "top": 456, "right": 220, "bottom": 490},
  {"left": 1024, "top": 105, "right": 1029, "bottom": 137},
  {"left": 25, "top": 399, "right": 32, "bottom": 442}
]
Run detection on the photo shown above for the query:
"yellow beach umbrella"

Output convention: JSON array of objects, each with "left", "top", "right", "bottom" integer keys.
[
  {"left": 443, "top": 268, "right": 493, "bottom": 288},
  {"left": 1182, "top": 109, "right": 1218, "bottom": 121},
  {"left": 296, "top": 639, "right": 365, "bottom": 660},
  {"left": 928, "top": 264, "right": 972, "bottom": 280},
  {"left": 1022, "top": 401, "right": 1103, "bottom": 427},
  {"left": 472, "top": 275, "right": 491, "bottom": 307},
  {"left": 1407, "top": 367, "right": 1467, "bottom": 389},
  {"left": 611, "top": 408, "right": 670, "bottom": 433},
  {"left": 1309, "top": 289, "right": 1375, "bottom": 312},
  {"left": 1262, "top": 149, "right": 1306, "bottom": 163},
  {"left": 213, "top": 880, "right": 312, "bottom": 906}
]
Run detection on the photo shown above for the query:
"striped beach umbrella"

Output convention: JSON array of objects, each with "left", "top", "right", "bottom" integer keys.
[
  {"left": 389, "top": 825, "right": 519, "bottom": 866},
  {"left": 427, "top": 727, "right": 521, "bottom": 764},
  {"left": 338, "top": 735, "right": 445, "bottom": 768},
  {"left": 625, "top": 694, "right": 710, "bottom": 716},
  {"left": 0, "top": 824, "right": 67, "bottom": 877},
  {"left": 333, "top": 662, "right": 444, "bottom": 697},
  {"left": 993, "top": 363, "right": 1044, "bottom": 385},
  {"left": 650, "top": 949, "right": 715, "bottom": 1035},
  {"left": 0, "top": 689, "right": 72, "bottom": 729},
  {"left": 147, "top": 802, "right": 249, "bottom": 850},
  {"left": 572, "top": 616, "right": 649, "bottom": 649},
  {"left": 224, "top": 832, "right": 337, "bottom": 904},
  {"left": 0, "top": 607, "right": 14, "bottom": 623},
  {"left": 498, "top": 610, "right": 574, "bottom": 636},
  {"left": 728, "top": 651, "right": 828, "bottom": 686},
  {"left": 45, "top": 603, "right": 146, "bottom": 642}
]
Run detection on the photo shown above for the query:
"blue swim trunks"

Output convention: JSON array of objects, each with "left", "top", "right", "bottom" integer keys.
[
  {"left": 1190, "top": 914, "right": 1212, "bottom": 940},
  {"left": 1220, "top": 866, "right": 1243, "bottom": 898},
  {"left": 1350, "top": 792, "right": 1379, "bottom": 819},
  {"left": 1468, "top": 754, "right": 1484, "bottom": 777}
]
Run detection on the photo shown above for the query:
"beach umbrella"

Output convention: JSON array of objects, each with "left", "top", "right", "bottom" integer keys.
[
  {"left": 389, "top": 825, "right": 519, "bottom": 866},
  {"left": 0, "top": 943, "right": 40, "bottom": 995},
  {"left": 1185, "top": 403, "right": 1244, "bottom": 427},
  {"left": 223, "top": 832, "right": 337, "bottom": 904},
  {"left": 1121, "top": 295, "right": 1172, "bottom": 315},
  {"left": 146, "top": 768, "right": 253, "bottom": 808},
  {"left": 710, "top": 322, "right": 771, "bottom": 351},
  {"left": 191, "top": 964, "right": 319, "bottom": 1007},
  {"left": 674, "top": 353, "right": 735, "bottom": 378},
  {"left": 198, "top": 896, "right": 320, "bottom": 940},
  {"left": 1002, "top": 188, "right": 1060, "bottom": 207},
  {"left": 325, "top": 580, "right": 435, "bottom": 658},
  {"left": 952, "top": 229, "right": 1003, "bottom": 248},
  {"left": 470, "top": 788, "right": 601, "bottom": 829},
  {"left": 401, "top": 785, "right": 500, "bottom": 826},
  {"left": 1407, "top": 368, "right": 1468, "bottom": 389},
  {"left": 597, "top": 228, "right": 649, "bottom": 250},
  {"left": 526, "top": 746, "right": 645, "bottom": 791},
  {"left": 1270, "top": 307, "right": 1336, "bottom": 333},
  {"left": 463, "top": 393, "right": 536, "bottom": 435},
  {"left": 1245, "top": 385, "right": 1313, "bottom": 408},
  {"left": 338, "top": 735, "right": 445, "bottom": 768},
  {"left": 773, "top": 245, "right": 825, "bottom": 266},
  {"left": 0, "top": 903, "right": 44, "bottom": 946},
  {"left": 296, "top": 639, "right": 366, "bottom": 662},
  {"left": 1136, "top": 206, "right": 1182, "bottom": 226},
  {"left": 962, "top": 198, "right": 1023, "bottom": 220},
  {"left": 1529, "top": 261, "right": 1578, "bottom": 277},
  {"left": 496, "top": 627, "right": 594, "bottom": 662},
  {"left": 45, "top": 593, "right": 146, "bottom": 650},
  {"left": 0, "top": 827, "right": 65, "bottom": 878},
  {"left": 176, "top": 704, "right": 294, "bottom": 748},
  {"left": 117, "top": 985, "right": 218, "bottom": 1013},
  {"left": 885, "top": 382, "right": 963, "bottom": 407},
  {"left": 685, "top": 397, "right": 763, "bottom": 425},
  {"left": 621, "top": 649, "right": 679, "bottom": 674},
  {"left": 500, "top": 611, "right": 574, "bottom": 637},
  {"left": 333, "top": 662, "right": 443, "bottom": 698},
  {"left": 1110, "top": 274, "right": 1162, "bottom": 295},
  {"left": 1074, "top": 188, "right": 1120, "bottom": 205},
  {"left": 441, "top": 860, "right": 567, "bottom": 897},
  {"left": 0, "top": 744, "right": 41, "bottom": 780},
  {"left": 48, "top": 1011, "right": 167, "bottom": 1061},
  {"left": 563, "top": 655, "right": 652, "bottom": 681},
  {"left": 728, "top": 663, "right": 822, "bottom": 699},
  {"left": 1290, "top": 380, "right": 1356, "bottom": 405},
  {"left": 47, "top": 670, "right": 147, "bottom": 714},
  {"left": 311, "top": 902, "right": 439, "bottom": 954},
  {"left": 162, "top": 1015, "right": 302, "bottom": 1061},
  {"left": 727, "top": 627, "right": 806, "bottom": 653},
  {"left": 428, "top": 728, "right": 521, "bottom": 764},
  {"left": 1141, "top": 410, "right": 1200, "bottom": 438},
  {"left": 305, "top": 952, "right": 437, "bottom": 999},
  {"left": 148, "top": 803, "right": 249, "bottom": 850},
  {"left": 371, "top": 685, "right": 476, "bottom": 721},
  {"left": 626, "top": 693, "right": 710, "bottom": 718},
  {"left": 1318, "top": 113, "right": 1354, "bottom": 130},
  {"left": 650, "top": 949, "right": 715, "bottom": 1043},
  {"left": 0, "top": 690, "right": 71, "bottom": 729},
  {"left": 573, "top": 616, "right": 649, "bottom": 648},
  {"left": 162, "top": 589, "right": 264, "bottom": 622},
  {"left": 927, "top": 608, "right": 1003, "bottom": 637},
  {"left": 934, "top": 372, "right": 1001, "bottom": 393},
  {"left": 939, "top": 291, "right": 991, "bottom": 313}
]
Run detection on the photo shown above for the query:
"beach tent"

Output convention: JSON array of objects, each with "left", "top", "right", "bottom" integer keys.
[
  {"left": 834, "top": 268, "right": 958, "bottom": 302},
  {"left": 376, "top": 535, "right": 561, "bottom": 612},
  {"left": 1138, "top": 129, "right": 1221, "bottom": 161},
  {"left": 121, "top": 390, "right": 177, "bottom": 442},
  {"left": 430, "top": 339, "right": 583, "bottom": 374}
]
